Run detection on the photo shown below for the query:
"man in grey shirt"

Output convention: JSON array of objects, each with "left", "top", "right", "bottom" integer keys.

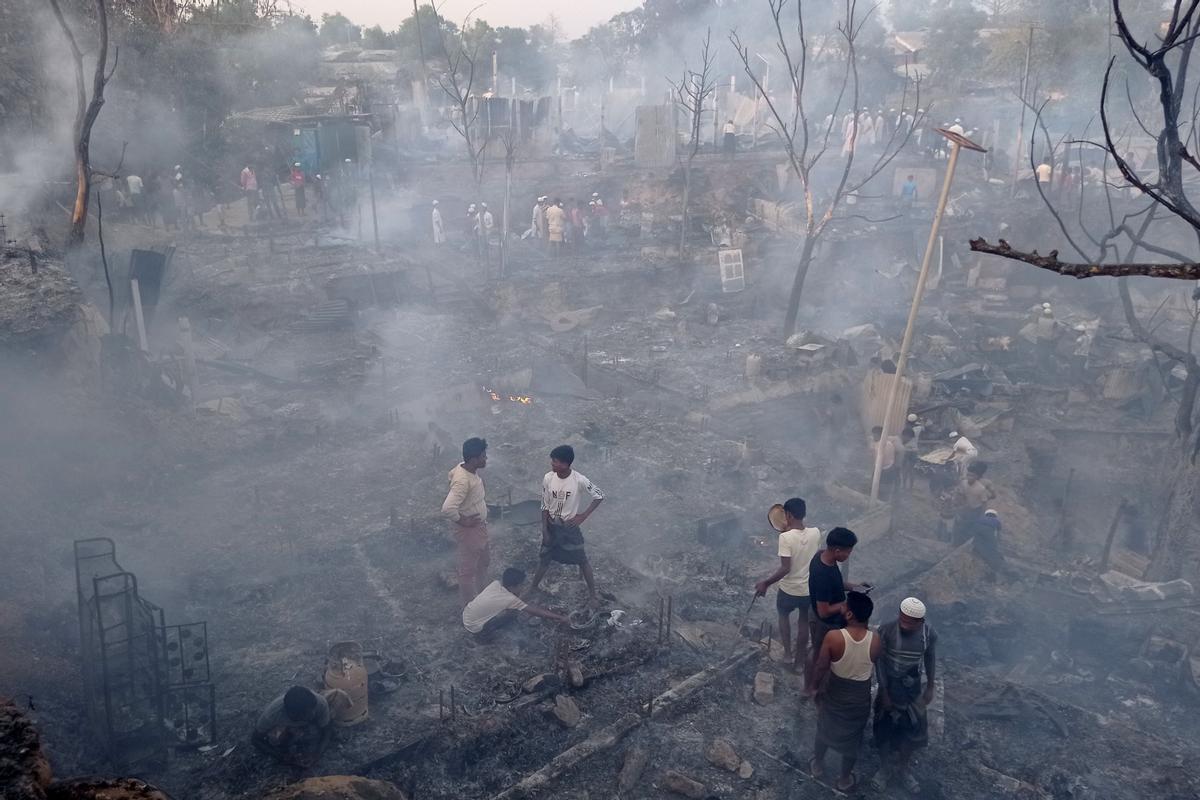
[
  {"left": 252, "top": 686, "right": 333, "bottom": 766},
  {"left": 872, "top": 597, "right": 938, "bottom": 793}
]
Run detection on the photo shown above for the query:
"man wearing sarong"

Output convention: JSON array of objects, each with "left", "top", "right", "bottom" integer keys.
[
  {"left": 441, "top": 437, "right": 491, "bottom": 607},
  {"left": 872, "top": 596, "right": 937, "bottom": 794},
  {"left": 531, "top": 445, "right": 605, "bottom": 604},
  {"left": 810, "top": 591, "right": 880, "bottom": 792}
]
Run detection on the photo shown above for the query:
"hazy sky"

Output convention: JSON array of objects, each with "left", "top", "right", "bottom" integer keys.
[{"left": 294, "top": 0, "right": 640, "bottom": 39}]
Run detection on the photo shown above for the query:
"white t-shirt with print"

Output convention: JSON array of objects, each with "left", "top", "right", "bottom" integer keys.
[
  {"left": 541, "top": 470, "right": 604, "bottom": 521},
  {"left": 777, "top": 526, "right": 821, "bottom": 597},
  {"left": 462, "top": 581, "right": 528, "bottom": 633}
]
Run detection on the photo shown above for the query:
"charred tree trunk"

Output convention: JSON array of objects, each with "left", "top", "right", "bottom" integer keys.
[
  {"left": 1147, "top": 441, "right": 1200, "bottom": 581},
  {"left": 783, "top": 235, "right": 818, "bottom": 337},
  {"left": 49, "top": 0, "right": 114, "bottom": 250},
  {"left": 679, "top": 158, "right": 693, "bottom": 260}
]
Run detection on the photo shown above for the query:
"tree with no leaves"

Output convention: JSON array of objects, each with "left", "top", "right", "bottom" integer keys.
[
  {"left": 430, "top": 3, "right": 487, "bottom": 186},
  {"left": 48, "top": 0, "right": 117, "bottom": 250},
  {"left": 970, "top": 1, "right": 1200, "bottom": 581},
  {"left": 731, "top": 0, "right": 922, "bottom": 337},
  {"left": 670, "top": 29, "right": 717, "bottom": 261}
]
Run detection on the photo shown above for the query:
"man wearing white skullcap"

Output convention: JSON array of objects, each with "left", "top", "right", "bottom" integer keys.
[{"left": 871, "top": 597, "right": 937, "bottom": 793}]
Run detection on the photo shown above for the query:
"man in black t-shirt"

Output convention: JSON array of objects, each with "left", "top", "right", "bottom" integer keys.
[{"left": 807, "top": 527, "right": 871, "bottom": 692}]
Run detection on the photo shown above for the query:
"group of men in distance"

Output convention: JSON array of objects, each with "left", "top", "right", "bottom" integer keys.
[
  {"left": 755, "top": 497, "right": 937, "bottom": 794},
  {"left": 441, "top": 438, "right": 608, "bottom": 639}
]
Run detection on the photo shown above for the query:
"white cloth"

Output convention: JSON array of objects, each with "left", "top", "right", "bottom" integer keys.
[
  {"left": 442, "top": 464, "right": 487, "bottom": 524},
  {"left": 126, "top": 175, "right": 144, "bottom": 195},
  {"left": 432, "top": 208, "right": 445, "bottom": 243},
  {"left": 482, "top": 210, "right": 494, "bottom": 231},
  {"left": 1036, "top": 163, "right": 1053, "bottom": 183},
  {"left": 724, "top": 121, "right": 735, "bottom": 134},
  {"left": 777, "top": 527, "right": 821, "bottom": 597},
  {"left": 462, "top": 580, "right": 527, "bottom": 633},
  {"left": 948, "top": 123, "right": 965, "bottom": 136},
  {"left": 541, "top": 470, "right": 604, "bottom": 521}
]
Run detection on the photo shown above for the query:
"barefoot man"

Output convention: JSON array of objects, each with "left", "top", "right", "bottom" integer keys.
[{"left": 531, "top": 445, "right": 604, "bottom": 604}]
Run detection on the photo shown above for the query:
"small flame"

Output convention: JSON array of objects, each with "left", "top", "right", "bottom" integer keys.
[{"left": 482, "top": 386, "right": 533, "bottom": 405}]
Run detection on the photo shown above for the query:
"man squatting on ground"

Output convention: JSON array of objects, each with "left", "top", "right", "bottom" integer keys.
[
  {"left": 754, "top": 497, "right": 821, "bottom": 678},
  {"left": 252, "top": 685, "right": 347, "bottom": 766},
  {"left": 872, "top": 596, "right": 938, "bottom": 793},
  {"left": 441, "top": 437, "right": 490, "bottom": 607},
  {"left": 531, "top": 445, "right": 605, "bottom": 603},
  {"left": 810, "top": 590, "right": 881, "bottom": 792},
  {"left": 462, "top": 567, "right": 568, "bottom": 641}
]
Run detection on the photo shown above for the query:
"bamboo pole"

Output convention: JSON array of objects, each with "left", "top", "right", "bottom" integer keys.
[{"left": 871, "top": 133, "right": 982, "bottom": 500}]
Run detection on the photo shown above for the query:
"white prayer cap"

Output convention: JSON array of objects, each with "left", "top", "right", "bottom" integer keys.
[
  {"left": 294, "top": 162, "right": 301, "bottom": 167},
  {"left": 900, "top": 597, "right": 926, "bottom": 619},
  {"left": 432, "top": 199, "right": 439, "bottom": 205},
  {"left": 907, "top": 413, "right": 918, "bottom": 423},
  {"left": 949, "top": 431, "right": 959, "bottom": 438},
  {"left": 592, "top": 192, "right": 599, "bottom": 197},
  {"left": 175, "top": 164, "right": 182, "bottom": 170},
  {"left": 481, "top": 202, "right": 488, "bottom": 208},
  {"left": 984, "top": 508, "right": 998, "bottom": 517},
  {"left": 1042, "top": 301, "right": 1052, "bottom": 309}
]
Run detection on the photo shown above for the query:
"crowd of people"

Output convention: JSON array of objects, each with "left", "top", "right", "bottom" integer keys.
[
  {"left": 752, "top": 498, "right": 937, "bottom": 793},
  {"left": 430, "top": 192, "right": 611, "bottom": 260}
]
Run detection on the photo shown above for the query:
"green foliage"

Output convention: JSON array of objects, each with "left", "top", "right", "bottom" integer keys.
[{"left": 319, "top": 11, "right": 360, "bottom": 45}]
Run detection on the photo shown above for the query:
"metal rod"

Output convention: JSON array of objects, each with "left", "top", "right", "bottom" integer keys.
[
  {"left": 666, "top": 596, "right": 672, "bottom": 644},
  {"left": 1100, "top": 499, "right": 1128, "bottom": 573},
  {"left": 657, "top": 597, "right": 664, "bottom": 644},
  {"left": 871, "top": 138, "right": 967, "bottom": 500}
]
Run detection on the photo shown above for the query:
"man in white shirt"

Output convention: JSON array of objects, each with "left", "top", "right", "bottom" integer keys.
[
  {"left": 531, "top": 444, "right": 605, "bottom": 603},
  {"left": 755, "top": 497, "right": 821, "bottom": 677},
  {"left": 441, "top": 437, "right": 490, "bottom": 607},
  {"left": 948, "top": 432, "right": 978, "bottom": 478},
  {"left": 463, "top": 568, "right": 568, "bottom": 640},
  {"left": 431, "top": 200, "right": 445, "bottom": 244}
]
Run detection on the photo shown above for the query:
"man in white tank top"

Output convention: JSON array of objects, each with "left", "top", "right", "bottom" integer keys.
[{"left": 810, "top": 591, "right": 881, "bottom": 792}]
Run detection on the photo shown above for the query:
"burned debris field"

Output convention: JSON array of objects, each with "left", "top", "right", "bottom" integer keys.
[{"left": 3, "top": 2, "right": 1200, "bottom": 800}]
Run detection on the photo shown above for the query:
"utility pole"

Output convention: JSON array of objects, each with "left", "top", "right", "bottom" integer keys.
[
  {"left": 1010, "top": 26, "right": 1034, "bottom": 195},
  {"left": 870, "top": 130, "right": 987, "bottom": 500}
]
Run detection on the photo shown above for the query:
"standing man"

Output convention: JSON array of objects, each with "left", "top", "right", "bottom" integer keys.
[
  {"left": 810, "top": 591, "right": 881, "bottom": 792},
  {"left": 872, "top": 597, "right": 937, "bottom": 794},
  {"left": 239, "top": 165, "right": 258, "bottom": 219},
  {"left": 531, "top": 445, "right": 605, "bottom": 604},
  {"left": 899, "top": 174, "right": 918, "bottom": 210},
  {"left": 723, "top": 119, "right": 736, "bottom": 158},
  {"left": 441, "top": 438, "right": 490, "bottom": 607},
  {"left": 807, "top": 527, "right": 869, "bottom": 680},
  {"left": 431, "top": 200, "right": 445, "bottom": 244},
  {"left": 126, "top": 171, "right": 146, "bottom": 222},
  {"left": 754, "top": 497, "right": 821, "bottom": 676},
  {"left": 291, "top": 163, "right": 307, "bottom": 216},
  {"left": 951, "top": 461, "right": 995, "bottom": 544},
  {"left": 545, "top": 198, "right": 567, "bottom": 258}
]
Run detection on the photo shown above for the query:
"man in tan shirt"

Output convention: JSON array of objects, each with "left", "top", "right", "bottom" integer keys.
[{"left": 441, "top": 437, "right": 490, "bottom": 606}]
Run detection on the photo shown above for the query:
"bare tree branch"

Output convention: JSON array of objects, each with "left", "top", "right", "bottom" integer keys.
[{"left": 968, "top": 238, "right": 1200, "bottom": 280}]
